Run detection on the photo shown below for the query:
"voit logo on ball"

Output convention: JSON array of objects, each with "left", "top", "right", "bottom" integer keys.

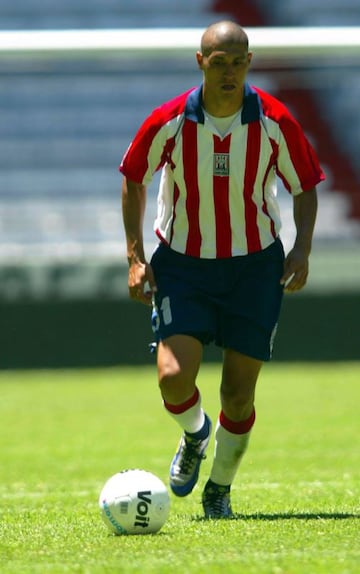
[
  {"left": 133, "top": 490, "right": 152, "bottom": 528},
  {"left": 99, "top": 469, "right": 170, "bottom": 535}
]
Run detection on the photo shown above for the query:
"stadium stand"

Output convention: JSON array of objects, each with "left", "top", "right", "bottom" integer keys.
[
  {"left": 0, "top": 0, "right": 359, "bottom": 367},
  {"left": 252, "top": 0, "right": 360, "bottom": 222},
  {"left": 0, "top": 0, "right": 359, "bottom": 290},
  {"left": 213, "top": 1, "right": 360, "bottom": 222},
  {"left": 0, "top": 0, "right": 223, "bottom": 29},
  {"left": 255, "top": 0, "right": 360, "bottom": 27}
]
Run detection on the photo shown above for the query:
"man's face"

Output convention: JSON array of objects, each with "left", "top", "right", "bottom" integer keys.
[{"left": 197, "top": 45, "right": 252, "bottom": 100}]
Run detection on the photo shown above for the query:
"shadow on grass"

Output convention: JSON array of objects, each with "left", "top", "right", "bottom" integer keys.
[{"left": 193, "top": 512, "right": 359, "bottom": 522}]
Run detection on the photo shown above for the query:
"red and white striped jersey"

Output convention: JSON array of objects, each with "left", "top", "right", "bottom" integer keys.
[{"left": 120, "top": 83, "right": 325, "bottom": 258}]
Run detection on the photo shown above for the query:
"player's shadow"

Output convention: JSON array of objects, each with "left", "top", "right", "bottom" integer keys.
[{"left": 194, "top": 511, "right": 359, "bottom": 522}]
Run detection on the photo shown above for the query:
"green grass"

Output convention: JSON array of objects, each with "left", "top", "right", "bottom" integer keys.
[{"left": 0, "top": 362, "right": 359, "bottom": 574}]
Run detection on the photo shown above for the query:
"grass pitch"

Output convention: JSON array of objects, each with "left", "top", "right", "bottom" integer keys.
[{"left": 0, "top": 362, "right": 359, "bottom": 574}]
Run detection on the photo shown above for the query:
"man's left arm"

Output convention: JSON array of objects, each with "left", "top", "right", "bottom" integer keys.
[{"left": 280, "top": 187, "right": 318, "bottom": 293}]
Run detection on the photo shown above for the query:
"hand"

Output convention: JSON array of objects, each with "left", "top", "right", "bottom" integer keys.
[
  {"left": 128, "top": 261, "right": 157, "bottom": 305},
  {"left": 280, "top": 246, "right": 310, "bottom": 293}
]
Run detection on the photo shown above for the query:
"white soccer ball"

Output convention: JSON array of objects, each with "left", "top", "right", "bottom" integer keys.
[{"left": 99, "top": 469, "right": 170, "bottom": 535}]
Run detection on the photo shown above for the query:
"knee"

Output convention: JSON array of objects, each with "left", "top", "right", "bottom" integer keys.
[
  {"left": 158, "top": 361, "right": 181, "bottom": 393},
  {"left": 158, "top": 361, "right": 196, "bottom": 404},
  {"left": 156, "top": 337, "right": 202, "bottom": 403}
]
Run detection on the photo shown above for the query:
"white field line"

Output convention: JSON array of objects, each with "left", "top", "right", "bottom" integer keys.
[{"left": 0, "top": 480, "right": 357, "bottom": 499}]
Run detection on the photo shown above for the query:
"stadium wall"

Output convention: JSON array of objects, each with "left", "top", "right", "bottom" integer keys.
[{"left": 1, "top": 292, "right": 359, "bottom": 369}]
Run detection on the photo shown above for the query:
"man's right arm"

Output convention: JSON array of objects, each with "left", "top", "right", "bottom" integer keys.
[{"left": 121, "top": 177, "right": 156, "bottom": 305}]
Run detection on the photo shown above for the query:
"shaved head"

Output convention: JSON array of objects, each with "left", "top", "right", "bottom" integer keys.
[
  {"left": 196, "top": 21, "right": 252, "bottom": 117},
  {"left": 200, "top": 21, "right": 249, "bottom": 56}
]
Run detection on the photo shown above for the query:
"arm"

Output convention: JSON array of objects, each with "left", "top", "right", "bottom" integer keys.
[
  {"left": 280, "top": 187, "right": 318, "bottom": 293},
  {"left": 121, "top": 177, "right": 157, "bottom": 305}
]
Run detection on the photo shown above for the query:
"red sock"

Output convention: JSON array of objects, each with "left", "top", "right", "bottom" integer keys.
[
  {"left": 163, "top": 387, "right": 205, "bottom": 434},
  {"left": 163, "top": 387, "right": 200, "bottom": 414},
  {"left": 219, "top": 408, "right": 256, "bottom": 434}
]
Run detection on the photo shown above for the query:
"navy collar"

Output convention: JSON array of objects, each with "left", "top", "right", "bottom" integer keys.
[{"left": 184, "top": 82, "right": 262, "bottom": 125}]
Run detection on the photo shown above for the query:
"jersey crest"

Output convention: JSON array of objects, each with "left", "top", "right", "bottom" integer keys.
[{"left": 213, "top": 153, "right": 230, "bottom": 176}]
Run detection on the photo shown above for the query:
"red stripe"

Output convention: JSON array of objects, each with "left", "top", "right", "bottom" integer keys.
[
  {"left": 120, "top": 88, "right": 194, "bottom": 183},
  {"left": 182, "top": 121, "right": 201, "bottom": 256},
  {"left": 243, "top": 122, "right": 262, "bottom": 252},
  {"left": 253, "top": 86, "right": 324, "bottom": 190},
  {"left": 213, "top": 135, "right": 232, "bottom": 258},
  {"left": 155, "top": 228, "right": 168, "bottom": 245},
  {"left": 277, "top": 109, "right": 325, "bottom": 191},
  {"left": 163, "top": 387, "right": 200, "bottom": 414},
  {"left": 219, "top": 408, "right": 256, "bottom": 434}
]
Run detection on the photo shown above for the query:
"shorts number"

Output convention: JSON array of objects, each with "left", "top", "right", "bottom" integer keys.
[{"left": 160, "top": 296, "right": 172, "bottom": 326}]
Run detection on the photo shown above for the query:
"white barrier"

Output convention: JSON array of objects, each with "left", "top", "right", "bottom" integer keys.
[{"left": 0, "top": 27, "right": 360, "bottom": 59}]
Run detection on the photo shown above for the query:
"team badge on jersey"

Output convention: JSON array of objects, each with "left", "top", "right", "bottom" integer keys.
[{"left": 213, "top": 153, "right": 229, "bottom": 176}]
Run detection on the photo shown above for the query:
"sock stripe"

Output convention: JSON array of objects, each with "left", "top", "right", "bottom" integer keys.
[
  {"left": 163, "top": 387, "right": 200, "bottom": 415},
  {"left": 219, "top": 408, "right": 256, "bottom": 434}
]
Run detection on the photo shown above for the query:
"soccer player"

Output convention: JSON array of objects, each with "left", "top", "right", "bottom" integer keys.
[{"left": 120, "top": 21, "right": 325, "bottom": 518}]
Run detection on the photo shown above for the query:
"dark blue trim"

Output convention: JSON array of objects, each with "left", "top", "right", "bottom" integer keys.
[
  {"left": 241, "top": 83, "right": 262, "bottom": 124},
  {"left": 184, "top": 82, "right": 262, "bottom": 125},
  {"left": 184, "top": 85, "right": 205, "bottom": 123}
]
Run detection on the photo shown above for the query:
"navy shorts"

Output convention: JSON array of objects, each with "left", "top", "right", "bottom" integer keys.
[{"left": 150, "top": 239, "right": 285, "bottom": 361}]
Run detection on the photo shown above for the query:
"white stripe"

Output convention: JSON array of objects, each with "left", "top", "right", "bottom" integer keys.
[
  {"left": 0, "top": 489, "right": 95, "bottom": 499},
  {"left": 228, "top": 128, "right": 248, "bottom": 254},
  {"left": 0, "top": 480, "right": 354, "bottom": 499},
  {"left": 198, "top": 126, "right": 216, "bottom": 258},
  {"left": 162, "top": 124, "right": 188, "bottom": 253},
  {"left": 231, "top": 479, "right": 357, "bottom": 490},
  {"left": 154, "top": 114, "right": 188, "bottom": 249}
]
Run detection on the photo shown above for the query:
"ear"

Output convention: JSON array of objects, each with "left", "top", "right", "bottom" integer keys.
[{"left": 196, "top": 51, "right": 203, "bottom": 70}]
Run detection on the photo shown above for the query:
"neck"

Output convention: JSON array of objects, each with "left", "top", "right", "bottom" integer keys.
[{"left": 202, "top": 88, "right": 244, "bottom": 118}]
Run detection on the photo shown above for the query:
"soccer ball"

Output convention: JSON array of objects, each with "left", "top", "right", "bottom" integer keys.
[{"left": 99, "top": 469, "right": 170, "bottom": 535}]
